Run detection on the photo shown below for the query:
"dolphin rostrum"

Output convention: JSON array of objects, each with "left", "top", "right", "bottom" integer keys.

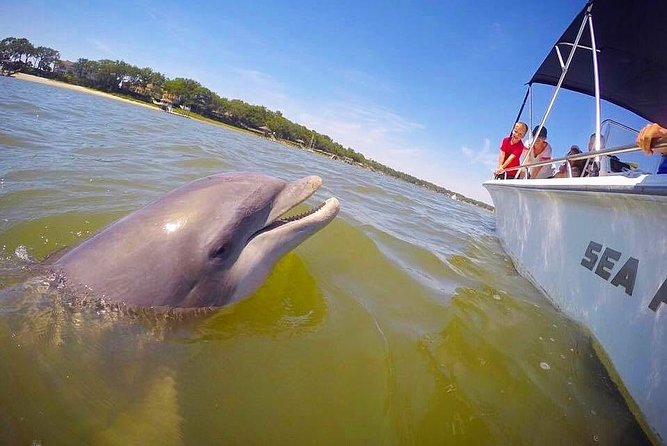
[{"left": 49, "top": 172, "right": 340, "bottom": 309}]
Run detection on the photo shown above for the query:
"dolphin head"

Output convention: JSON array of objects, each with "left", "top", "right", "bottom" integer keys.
[{"left": 52, "top": 172, "right": 340, "bottom": 309}]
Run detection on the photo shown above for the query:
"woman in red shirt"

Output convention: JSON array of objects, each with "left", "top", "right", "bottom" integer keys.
[{"left": 495, "top": 122, "right": 528, "bottom": 179}]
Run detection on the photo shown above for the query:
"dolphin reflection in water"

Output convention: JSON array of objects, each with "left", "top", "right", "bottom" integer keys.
[{"left": 48, "top": 172, "right": 340, "bottom": 310}]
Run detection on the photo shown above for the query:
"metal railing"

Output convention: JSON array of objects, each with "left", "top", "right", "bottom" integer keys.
[{"left": 494, "top": 138, "right": 667, "bottom": 179}]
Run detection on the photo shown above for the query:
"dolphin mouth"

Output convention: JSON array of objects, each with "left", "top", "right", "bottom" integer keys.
[
  {"left": 251, "top": 175, "right": 340, "bottom": 241},
  {"left": 225, "top": 178, "right": 340, "bottom": 306},
  {"left": 260, "top": 197, "right": 340, "bottom": 234}
]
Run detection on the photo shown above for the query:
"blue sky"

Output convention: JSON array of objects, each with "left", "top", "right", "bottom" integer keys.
[{"left": 0, "top": 0, "right": 652, "bottom": 203}]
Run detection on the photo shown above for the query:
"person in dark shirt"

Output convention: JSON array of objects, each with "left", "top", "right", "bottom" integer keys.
[{"left": 553, "top": 145, "right": 586, "bottom": 178}]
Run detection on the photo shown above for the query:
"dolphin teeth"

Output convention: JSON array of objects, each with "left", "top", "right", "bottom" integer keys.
[
  {"left": 278, "top": 201, "right": 327, "bottom": 223},
  {"left": 246, "top": 201, "right": 328, "bottom": 243}
]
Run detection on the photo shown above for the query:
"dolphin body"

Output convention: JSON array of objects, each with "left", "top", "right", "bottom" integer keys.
[{"left": 49, "top": 172, "right": 340, "bottom": 309}]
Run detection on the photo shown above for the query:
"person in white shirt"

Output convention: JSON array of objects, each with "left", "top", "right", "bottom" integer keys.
[{"left": 523, "top": 126, "right": 555, "bottom": 179}]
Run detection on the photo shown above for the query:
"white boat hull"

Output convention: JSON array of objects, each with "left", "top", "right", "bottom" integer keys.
[{"left": 484, "top": 174, "right": 667, "bottom": 442}]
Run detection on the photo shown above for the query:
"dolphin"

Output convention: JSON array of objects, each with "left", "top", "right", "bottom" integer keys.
[{"left": 49, "top": 172, "right": 340, "bottom": 309}]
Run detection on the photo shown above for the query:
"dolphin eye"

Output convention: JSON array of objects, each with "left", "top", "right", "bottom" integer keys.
[{"left": 211, "top": 243, "right": 230, "bottom": 259}]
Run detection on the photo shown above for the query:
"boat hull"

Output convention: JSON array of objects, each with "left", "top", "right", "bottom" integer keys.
[{"left": 484, "top": 174, "right": 667, "bottom": 442}]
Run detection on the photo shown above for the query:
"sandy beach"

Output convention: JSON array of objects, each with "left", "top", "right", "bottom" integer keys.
[
  {"left": 11, "top": 73, "right": 288, "bottom": 141},
  {"left": 13, "top": 73, "right": 160, "bottom": 111}
]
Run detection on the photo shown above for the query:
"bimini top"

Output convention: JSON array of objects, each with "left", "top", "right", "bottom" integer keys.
[{"left": 529, "top": 0, "right": 667, "bottom": 125}]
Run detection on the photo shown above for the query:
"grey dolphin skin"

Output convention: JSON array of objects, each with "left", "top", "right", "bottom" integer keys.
[{"left": 50, "top": 172, "right": 340, "bottom": 309}]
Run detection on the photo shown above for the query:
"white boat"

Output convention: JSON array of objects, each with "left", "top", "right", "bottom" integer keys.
[{"left": 483, "top": 0, "right": 667, "bottom": 442}]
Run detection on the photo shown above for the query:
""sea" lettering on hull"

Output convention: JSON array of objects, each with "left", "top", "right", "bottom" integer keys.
[{"left": 581, "top": 241, "right": 666, "bottom": 313}]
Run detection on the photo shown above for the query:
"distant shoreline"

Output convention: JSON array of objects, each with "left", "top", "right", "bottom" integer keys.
[
  {"left": 14, "top": 73, "right": 159, "bottom": 110},
  {"left": 11, "top": 73, "right": 262, "bottom": 138},
  {"left": 1, "top": 35, "right": 493, "bottom": 209},
  {"left": 8, "top": 72, "right": 494, "bottom": 211}
]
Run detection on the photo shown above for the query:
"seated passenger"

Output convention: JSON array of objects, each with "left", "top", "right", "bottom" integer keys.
[
  {"left": 522, "top": 126, "right": 554, "bottom": 179},
  {"left": 583, "top": 133, "right": 605, "bottom": 177},
  {"left": 494, "top": 121, "right": 527, "bottom": 179},
  {"left": 553, "top": 145, "right": 585, "bottom": 178}
]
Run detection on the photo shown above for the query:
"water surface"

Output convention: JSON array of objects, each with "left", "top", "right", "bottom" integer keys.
[{"left": 0, "top": 77, "right": 650, "bottom": 445}]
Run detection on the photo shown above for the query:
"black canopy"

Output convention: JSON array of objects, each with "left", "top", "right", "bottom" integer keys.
[{"left": 529, "top": 0, "right": 667, "bottom": 125}]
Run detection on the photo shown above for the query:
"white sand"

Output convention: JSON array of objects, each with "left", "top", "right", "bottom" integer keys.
[{"left": 13, "top": 73, "right": 160, "bottom": 111}]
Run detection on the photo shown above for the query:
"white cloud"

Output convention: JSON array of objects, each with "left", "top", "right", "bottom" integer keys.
[
  {"left": 298, "top": 103, "right": 493, "bottom": 203},
  {"left": 298, "top": 101, "right": 424, "bottom": 156},
  {"left": 337, "top": 69, "right": 395, "bottom": 93},
  {"left": 235, "top": 69, "right": 288, "bottom": 103},
  {"left": 283, "top": 98, "right": 493, "bottom": 203},
  {"left": 488, "top": 22, "right": 508, "bottom": 51},
  {"left": 209, "top": 68, "right": 290, "bottom": 110},
  {"left": 88, "top": 39, "right": 114, "bottom": 57},
  {"left": 461, "top": 137, "right": 497, "bottom": 171},
  {"left": 235, "top": 68, "right": 279, "bottom": 86}
]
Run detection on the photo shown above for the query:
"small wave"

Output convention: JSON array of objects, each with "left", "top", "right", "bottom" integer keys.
[{"left": 14, "top": 245, "right": 32, "bottom": 262}]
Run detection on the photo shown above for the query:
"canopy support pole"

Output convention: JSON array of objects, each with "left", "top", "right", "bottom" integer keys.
[
  {"left": 522, "top": 6, "right": 591, "bottom": 178},
  {"left": 588, "top": 11, "right": 607, "bottom": 174}
]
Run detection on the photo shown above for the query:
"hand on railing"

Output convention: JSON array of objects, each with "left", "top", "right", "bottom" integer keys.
[{"left": 636, "top": 123, "right": 667, "bottom": 155}]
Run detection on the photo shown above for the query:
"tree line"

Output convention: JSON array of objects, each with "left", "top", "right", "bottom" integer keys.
[{"left": 0, "top": 36, "right": 492, "bottom": 211}]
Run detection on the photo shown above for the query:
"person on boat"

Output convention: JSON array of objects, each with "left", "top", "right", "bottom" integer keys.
[
  {"left": 494, "top": 121, "right": 527, "bottom": 179},
  {"left": 553, "top": 145, "right": 585, "bottom": 178},
  {"left": 637, "top": 123, "right": 667, "bottom": 174},
  {"left": 521, "top": 126, "right": 554, "bottom": 179},
  {"left": 582, "top": 133, "right": 605, "bottom": 177}
]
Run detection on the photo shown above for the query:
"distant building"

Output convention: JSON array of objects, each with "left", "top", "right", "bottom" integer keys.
[
  {"left": 258, "top": 126, "right": 273, "bottom": 137},
  {"left": 152, "top": 97, "right": 173, "bottom": 112},
  {"left": 53, "top": 60, "right": 75, "bottom": 75},
  {"left": 130, "top": 82, "right": 156, "bottom": 97}
]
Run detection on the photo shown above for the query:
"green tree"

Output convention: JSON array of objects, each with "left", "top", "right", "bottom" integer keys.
[
  {"left": 1, "top": 37, "right": 33, "bottom": 63},
  {"left": 135, "top": 67, "right": 166, "bottom": 97},
  {"left": 13, "top": 37, "right": 35, "bottom": 64},
  {"left": 35, "top": 46, "right": 60, "bottom": 72},
  {"left": 72, "top": 58, "right": 101, "bottom": 85},
  {"left": 164, "top": 78, "right": 202, "bottom": 103}
]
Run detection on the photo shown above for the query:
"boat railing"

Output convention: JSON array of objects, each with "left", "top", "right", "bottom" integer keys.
[{"left": 494, "top": 138, "right": 667, "bottom": 179}]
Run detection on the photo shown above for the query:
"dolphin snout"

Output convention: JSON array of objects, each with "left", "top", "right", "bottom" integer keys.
[{"left": 267, "top": 175, "right": 324, "bottom": 223}]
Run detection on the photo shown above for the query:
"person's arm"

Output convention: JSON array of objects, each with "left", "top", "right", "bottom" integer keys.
[
  {"left": 636, "top": 123, "right": 667, "bottom": 155},
  {"left": 495, "top": 153, "right": 516, "bottom": 174},
  {"left": 495, "top": 151, "right": 506, "bottom": 174}
]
